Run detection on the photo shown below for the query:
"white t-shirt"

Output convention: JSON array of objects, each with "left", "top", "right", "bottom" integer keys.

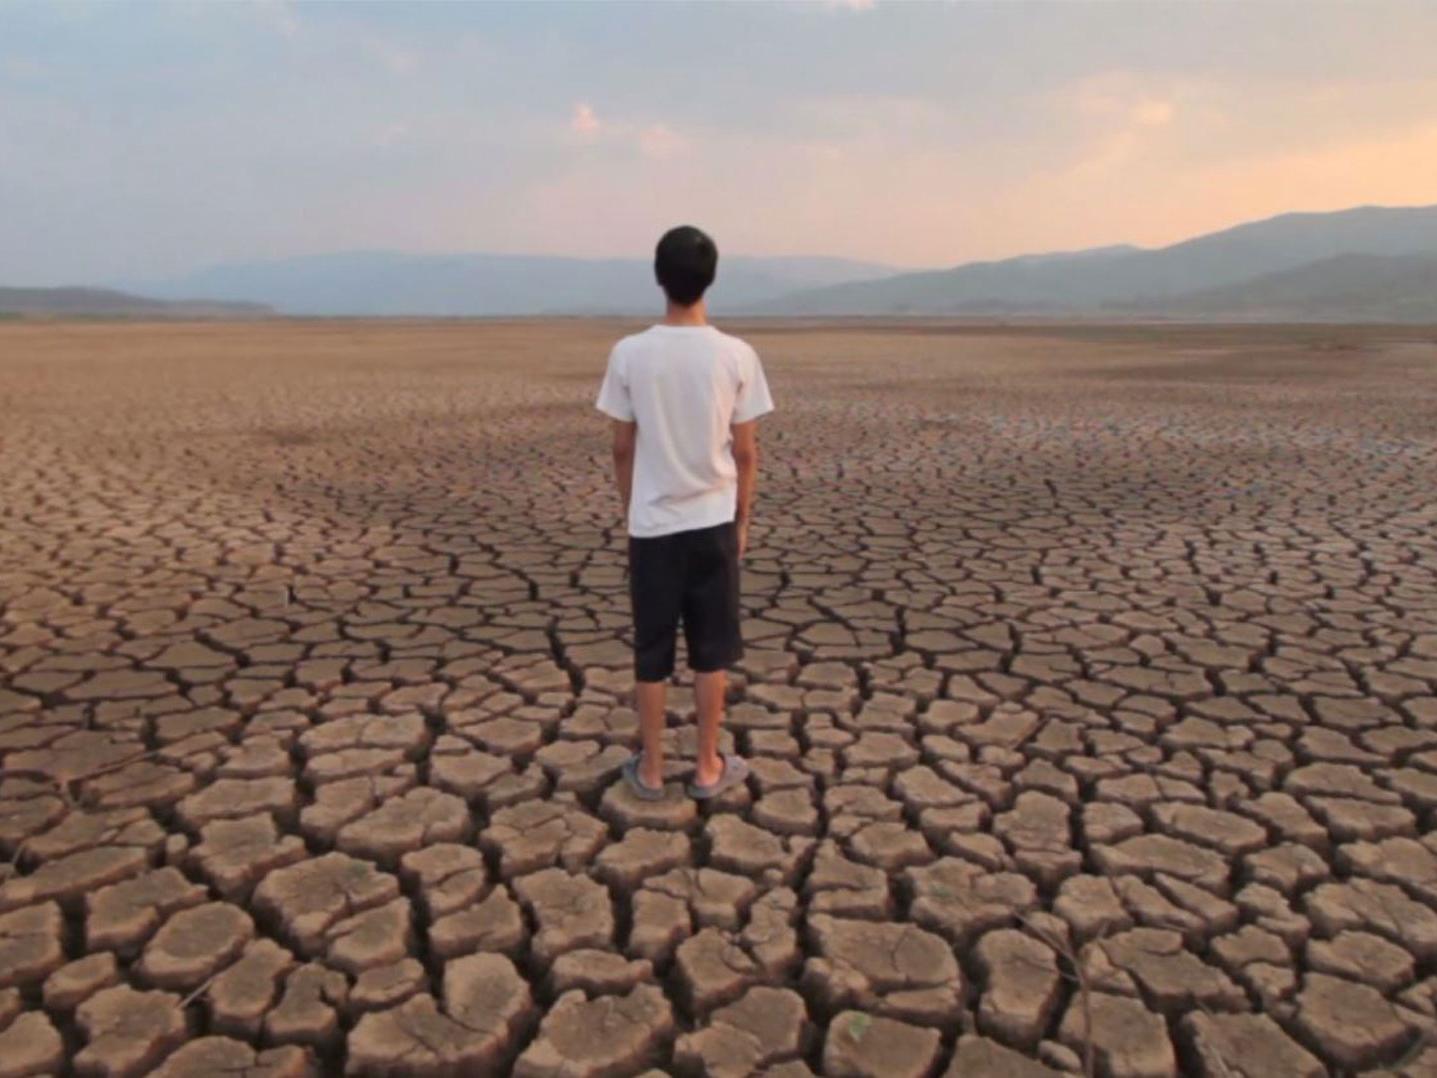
[{"left": 595, "top": 324, "right": 775, "bottom": 538}]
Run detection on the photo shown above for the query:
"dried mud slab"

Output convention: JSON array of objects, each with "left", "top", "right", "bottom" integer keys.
[{"left": 345, "top": 953, "right": 533, "bottom": 1074}]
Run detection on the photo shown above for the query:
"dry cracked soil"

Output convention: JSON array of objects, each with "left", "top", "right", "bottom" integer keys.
[{"left": 2, "top": 317, "right": 1437, "bottom": 1078}]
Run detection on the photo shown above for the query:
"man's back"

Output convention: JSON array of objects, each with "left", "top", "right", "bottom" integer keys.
[{"left": 596, "top": 323, "right": 773, "bottom": 538}]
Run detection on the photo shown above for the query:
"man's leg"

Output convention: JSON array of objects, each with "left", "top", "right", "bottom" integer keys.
[
  {"left": 629, "top": 531, "right": 681, "bottom": 792},
  {"left": 636, "top": 679, "right": 668, "bottom": 788},
  {"left": 692, "top": 669, "right": 726, "bottom": 787},
  {"left": 684, "top": 522, "right": 744, "bottom": 789}
]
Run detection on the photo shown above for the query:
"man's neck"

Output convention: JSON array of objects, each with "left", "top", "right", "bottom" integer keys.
[{"left": 661, "top": 299, "right": 708, "bottom": 327}]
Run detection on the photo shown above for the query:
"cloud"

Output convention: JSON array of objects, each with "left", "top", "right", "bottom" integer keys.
[
  {"left": 566, "top": 105, "right": 686, "bottom": 159},
  {"left": 1064, "top": 72, "right": 1182, "bottom": 128},
  {"left": 826, "top": 0, "right": 875, "bottom": 10},
  {"left": 570, "top": 102, "right": 601, "bottom": 137},
  {"left": 637, "top": 123, "right": 685, "bottom": 159}
]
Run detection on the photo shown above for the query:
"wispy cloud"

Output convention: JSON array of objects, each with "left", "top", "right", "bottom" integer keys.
[
  {"left": 637, "top": 123, "right": 685, "bottom": 160},
  {"left": 567, "top": 103, "right": 686, "bottom": 159},
  {"left": 570, "top": 101, "right": 601, "bottom": 137},
  {"left": 1063, "top": 72, "right": 1183, "bottom": 130}
]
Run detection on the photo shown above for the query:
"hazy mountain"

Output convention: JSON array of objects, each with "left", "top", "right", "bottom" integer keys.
[
  {"left": 133, "top": 252, "right": 904, "bottom": 317},
  {"left": 761, "top": 204, "right": 1437, "bottom": 315},
  {"left": 1116, "top": 254, "right": 1437, "bottom": 322},
  {"left": 0, "top": 286, "right": 270, "bottom": 318}
]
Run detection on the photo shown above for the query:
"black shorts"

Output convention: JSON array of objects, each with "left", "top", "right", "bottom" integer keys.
[{"left": 628, "top": 520, "right": 744, "bottom": 682}]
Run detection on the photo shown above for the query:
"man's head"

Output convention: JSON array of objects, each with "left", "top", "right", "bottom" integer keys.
[{"left": 654, "top": 225, "right": 718, "bottom": 307}]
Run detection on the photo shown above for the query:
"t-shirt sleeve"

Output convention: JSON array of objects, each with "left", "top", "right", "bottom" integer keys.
[
  {"left": 595, "top": 346, "right": 634, "bottom": 421},
  {"left": 732, "top": 346, "right": 775, "bottom": 424}
]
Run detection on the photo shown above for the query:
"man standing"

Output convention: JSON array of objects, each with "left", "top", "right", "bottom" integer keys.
[{"left": 596, "top": 225, "right": 774, "bottom": 800}]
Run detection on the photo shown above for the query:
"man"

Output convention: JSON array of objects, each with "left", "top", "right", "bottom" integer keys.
[{"left": 595, "top": 225, "right": 774, "bottom": 800}]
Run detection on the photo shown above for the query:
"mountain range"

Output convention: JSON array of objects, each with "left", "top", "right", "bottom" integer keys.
[
  {"left": 0, "top": 287, "right": 270, "bottom": 319},
  {"left": 7, "top": 203, "right": 1435, "bottom": 321},
  {"left": 759, "top": 204, "right": 1437, "bottom": 319},
  {"left": 131, "top": 254, "right": 902, "bottom": 318}
]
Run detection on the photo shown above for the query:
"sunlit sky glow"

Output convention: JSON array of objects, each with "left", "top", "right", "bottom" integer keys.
[{"left": 3, "top": 0, "right": 1436, "bottom": 284}]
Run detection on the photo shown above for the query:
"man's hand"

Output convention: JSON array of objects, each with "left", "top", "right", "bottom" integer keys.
[{"left": 735, "top": 517, "right": 749, "bottom": 562}]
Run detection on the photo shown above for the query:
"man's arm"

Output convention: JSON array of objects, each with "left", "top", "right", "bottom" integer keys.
[
  {"left": 611, "top": 420, "right": 637, "bottom": 521},
  {"left": 731, "top": 419, "right": 758, "bottom": 560}
]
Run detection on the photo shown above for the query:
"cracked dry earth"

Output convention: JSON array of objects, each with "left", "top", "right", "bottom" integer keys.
[{"left": 2, "top": 320, "right": 1437, "bottom": 1078}]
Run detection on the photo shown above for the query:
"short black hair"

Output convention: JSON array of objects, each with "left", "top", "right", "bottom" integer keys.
[{"left": 654, "top": 225, "right": 718, "bottom": 306}]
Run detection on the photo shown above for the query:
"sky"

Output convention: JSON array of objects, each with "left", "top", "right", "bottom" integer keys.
[{"left": 3, "top": 0, "right": 1437, "bottom": 285}]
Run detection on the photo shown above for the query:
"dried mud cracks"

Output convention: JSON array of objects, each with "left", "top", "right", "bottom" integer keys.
[{"left": 3, "top": 322, "right": 1437, "bottom": 1076}]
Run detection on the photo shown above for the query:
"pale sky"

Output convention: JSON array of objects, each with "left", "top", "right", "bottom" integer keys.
[{"left": 3, "top": 1, "right": 1436, "bottom": 284}]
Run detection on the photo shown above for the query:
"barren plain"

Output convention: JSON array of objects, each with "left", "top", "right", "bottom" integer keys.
[{"left": 2, "top": 318, "right": 1437, "bottom": 1077}]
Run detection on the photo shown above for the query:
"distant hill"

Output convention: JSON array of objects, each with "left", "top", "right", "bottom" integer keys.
[
  {"left": 0, "top": 286, "right": 271, "bottom": 319},
  {"left": 760, "top": 204, "right": 1437, "bottom": 318},
  {"left": 132, "top": 252, "right": 904, "bottom": 317},
  {"left": 1117, "top": 254, "right": 1437, "bottom": 322}
]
